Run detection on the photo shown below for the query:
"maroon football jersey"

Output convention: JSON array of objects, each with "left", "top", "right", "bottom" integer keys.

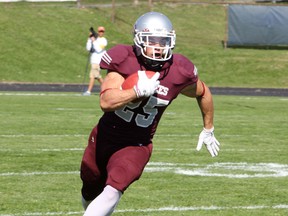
[{"left": 99, "top": 45, "right": 198, "bottom": 146}]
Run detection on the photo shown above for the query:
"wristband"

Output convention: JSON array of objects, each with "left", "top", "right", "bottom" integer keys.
[{"left": 203, "top": 127, "right": 214, "bottom": 133}]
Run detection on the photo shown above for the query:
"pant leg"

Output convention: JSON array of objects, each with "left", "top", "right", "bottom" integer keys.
[
  {"left": 106, "top": 144, "right": 153, "bottom": 192},
  {"left": 80, "top": 126, "right": 106, "bottom": 200}
]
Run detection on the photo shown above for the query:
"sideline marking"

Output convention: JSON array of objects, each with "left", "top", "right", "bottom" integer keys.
[{"left": 0, "top": 205, "right": 288, "bottom": 215}]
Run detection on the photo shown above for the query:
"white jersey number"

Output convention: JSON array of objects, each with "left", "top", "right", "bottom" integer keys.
[{"left": 115, "top": 96, "right": 169, "bottom": 128}]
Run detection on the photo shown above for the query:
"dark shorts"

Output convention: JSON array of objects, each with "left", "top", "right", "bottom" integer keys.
[{"left": 80, "top": 126, "right": 153, "bottom": 200}]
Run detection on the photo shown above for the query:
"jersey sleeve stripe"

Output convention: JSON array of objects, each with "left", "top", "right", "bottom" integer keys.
[{"left": 102, "top": 52, "right": 112, "bottom": 65}]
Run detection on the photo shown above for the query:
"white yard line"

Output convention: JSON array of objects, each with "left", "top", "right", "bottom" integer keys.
[
  {"left": 1, "top": 162, "right": 288, "bottom": 178},
  {"left": 1, "top": 162, "right": 287, "bottom": 215},
  {"left": 115, "top": 205, "right": 288, "bottom": 212},
  {"left": 0, "top": 171, "right": 79, "bottom": 176},
  {"left": 0, "top": 134, "right": 85, "bottom": 137},
  {"left": 145, "top": 162, "right": 288, "bottom": 178},
  {"left": 1, "top": 204, "right": 288, "bottom": 215},
  {"left": 0, "top": 148, "right": 84, "bottom": 152},
  {"left": 0, "top": 92, "right": 80, "bottom": 96}
]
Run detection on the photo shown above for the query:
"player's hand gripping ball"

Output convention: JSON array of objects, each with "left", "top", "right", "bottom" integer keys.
[{"left": 121, "top": 70, "right": 160, "bottom": 103}]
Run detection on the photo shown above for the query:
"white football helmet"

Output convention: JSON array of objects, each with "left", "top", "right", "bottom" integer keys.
[{"left": 133, "top": 12, "right": 176, "bottom": 63}]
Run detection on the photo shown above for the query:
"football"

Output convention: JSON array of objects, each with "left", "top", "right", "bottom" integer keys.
[
  {"left": 121, "top": 71, "right": 156, "bottom": 90},
  {"left": 121, "top": 71, "right": 156, "bottom": 103}
]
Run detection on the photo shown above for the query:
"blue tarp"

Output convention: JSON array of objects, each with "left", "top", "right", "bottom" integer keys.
[{"left": 227, "top": 5, "right": 288, "bottom": 47}]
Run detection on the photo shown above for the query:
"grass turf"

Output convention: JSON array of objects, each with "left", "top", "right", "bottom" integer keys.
[
  {"left": 0, "top": 92, "right": 287, "bottom": 215},
  {"left": 0, "top": 2, "right": 288, "bottom": 88},
  {"left": 0, "top": 1, "right": 287, "bottom": 215}
]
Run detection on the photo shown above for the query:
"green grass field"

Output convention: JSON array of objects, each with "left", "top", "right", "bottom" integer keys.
[
  {"left": 0, "top": 1, "right": 287, "bottom": 215},
  {"left": 0, "top": 1, "right": 288, "bottom": 88},
  {"left": 1, "top": 92, "right": 287, "bottom": 216}
]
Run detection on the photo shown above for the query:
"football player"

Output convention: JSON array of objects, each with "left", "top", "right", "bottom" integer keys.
[{"left": 80, "top": 11, "right": 220, "bottom": 216}]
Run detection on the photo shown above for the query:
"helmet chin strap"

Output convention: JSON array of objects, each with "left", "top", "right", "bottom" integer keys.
[{"left": 140, "top": 55, "right": 163, "bottom": 71}]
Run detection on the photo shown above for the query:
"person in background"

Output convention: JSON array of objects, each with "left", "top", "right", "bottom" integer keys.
[
  {"left": 82, "top": 26, "right": 108, "bottom": 96},
  {"left": 80, "top": 12, "right": 220, "bottom": 215}
]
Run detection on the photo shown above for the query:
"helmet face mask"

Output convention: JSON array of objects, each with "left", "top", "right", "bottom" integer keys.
[{"left": 133, "top": 12, "right": 176, "bottom": 64}]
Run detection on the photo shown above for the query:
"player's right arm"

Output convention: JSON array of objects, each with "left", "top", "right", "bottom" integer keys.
[
  {"left": 100, "top": 71, "right": 160, "bottom": 112},
  {"left": 100, "top": 45, "right": 159, "bottom": 112},
  {"left": 100, "top": 72, "right": 138, "bottom": 112}
]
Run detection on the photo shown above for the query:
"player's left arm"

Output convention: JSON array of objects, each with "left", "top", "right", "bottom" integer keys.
[
  {"left": 181, "top": 80, "right": 220, "bottom": 157},
  {"left": 181, "top": 79, "right": 213, "bottom": 129}
]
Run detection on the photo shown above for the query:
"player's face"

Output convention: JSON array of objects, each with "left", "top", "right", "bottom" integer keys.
[
  {"left": 144, "top": 36, "right": 170, "bottom": 60},
  {"left": 145, "top": 44, "right": 163, "bottom": 59}
]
